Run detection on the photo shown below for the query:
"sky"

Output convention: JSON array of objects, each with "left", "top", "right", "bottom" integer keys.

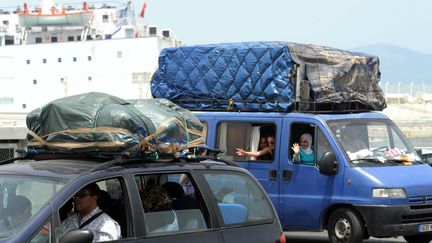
[{"left": 4, "top": 0, "right": 432, "bottom": 54}]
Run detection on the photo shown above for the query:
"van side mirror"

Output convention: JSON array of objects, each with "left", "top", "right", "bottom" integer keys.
[
  {"left": 60, "top": 229, "right": 93, "bottom": 243},
  {"left": 416, "top": 148, "right": 423, "bottom": 158},
  {"left": 317, "top": 152, "right": 338, "bottom": 176}
]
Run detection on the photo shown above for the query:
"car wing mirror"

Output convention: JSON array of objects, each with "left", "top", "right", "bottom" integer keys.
[
  {"left": 60, "top": 229, "right": 93, "bottom": 243},
  {"left": 317, "top": 151, "right": 338, "bottom": 176}
]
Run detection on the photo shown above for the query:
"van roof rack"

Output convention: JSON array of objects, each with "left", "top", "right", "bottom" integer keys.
[{"left": 170, "top": 99, "right": 380, "bottom": 113}]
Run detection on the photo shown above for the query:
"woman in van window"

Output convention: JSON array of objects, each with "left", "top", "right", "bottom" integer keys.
[
  {"left": 236, "top": 136, "right": 275, "bottom": 160},
  {"left": 292, "top": 133, "right": 315, "bottom": 165}
]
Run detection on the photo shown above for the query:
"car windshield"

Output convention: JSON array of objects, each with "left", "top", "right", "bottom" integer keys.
[
  {"left": 0, "top": 175, "right": 65, "bottom": 238},
  {"left": 327, "top": 118, "right": 422, "bottom": 166}
]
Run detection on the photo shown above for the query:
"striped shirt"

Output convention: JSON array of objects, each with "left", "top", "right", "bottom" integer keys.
[{"left": 62, "top": 207, "right": 121, "bottom": 242}]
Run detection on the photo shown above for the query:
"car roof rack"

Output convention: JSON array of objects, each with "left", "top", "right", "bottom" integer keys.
[{"left": 1, "top": 147, "right": 240, "bottom": 169}]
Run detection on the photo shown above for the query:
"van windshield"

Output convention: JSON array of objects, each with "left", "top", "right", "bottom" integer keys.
[
  {"left": 327, "top": 119, "right": 423, "bottom": 166},
  {"left": 0, "top": 175, "right": 65, "bottom": 238}
]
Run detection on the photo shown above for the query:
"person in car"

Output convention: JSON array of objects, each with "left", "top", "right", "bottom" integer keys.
[
  {"left": 236, "top": 136, "right": 275, "bottom": 160},
  {"left": 141, "top": 185, "right": 179, "bottom": 233},
  {"left": 292, "top": 133, "right": 315, "bottom": 165},
  {"left": 62, "top": 183, "right": 121, "bottom": 242},
  {"left": 0, "top": 195, "right": 32, "bottom": 231}
]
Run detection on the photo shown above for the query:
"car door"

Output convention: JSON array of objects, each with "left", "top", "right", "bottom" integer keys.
[
  {"left": 126, "top": 171, "right": 224, "bottom": 243},
  {"left": 199, "top": 169, "right": 282, "bottom": 243},
  {"left": 279, "top": 119, "right": 343, "bottom": 230}
]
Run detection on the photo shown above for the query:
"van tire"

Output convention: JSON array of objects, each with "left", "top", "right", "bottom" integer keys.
[
  {"left": 328, "top": 208, "right": 364, "bottom": 243},
  {"left": 403, "top": 234, "right": 432, "bottom": 243}
]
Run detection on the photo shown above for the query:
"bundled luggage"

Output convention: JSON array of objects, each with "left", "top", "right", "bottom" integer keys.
[
  {"left": 151, "top": 41, "right": 386, "bottom": 112},
  {"left": 26, "top": 92, "right": 205, "bottom": 155}
]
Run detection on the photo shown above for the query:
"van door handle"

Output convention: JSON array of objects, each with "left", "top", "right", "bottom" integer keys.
[
  {"left": 268, "top": 170, "right": 277, "bottom": 181},
  {"left": 282, "top": 170, "right": 292, "bottom": 182}
]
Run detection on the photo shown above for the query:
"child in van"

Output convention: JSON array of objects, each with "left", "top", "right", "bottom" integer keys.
[{"left": 292, "top": 133, "right": 315, "bottom": 165}]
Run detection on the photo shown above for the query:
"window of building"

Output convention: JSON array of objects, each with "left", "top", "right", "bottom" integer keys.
[
  {"left": 117, "top": 51, "right": 122, "bottom": 58},
  {"left": 216, "top": 122, "right": 276, "bottom": 162},
  {"left": 33, "top": 79, "right": 37, "bottom": 85},
  {"left": 58, "top": 58, "right": 62, "bottom": 63},
  {"left": 4, "top": 39, "right": 13, "bottom": 45},
  {"left": 51, "top": 36, "right": 58, "bottom": 42},
  {"left": 87, "top": 56, "right": 92, "bottom": 61},
  {"left": 102, "top": 14, "right": 109, "bottom": 23},
  {"left": 42, "top": 59, "right": 47, "bottom": 64},
  {"left": 35, "top": 37, "right": 42, "bottom": 43},
  {"left": 26, "top": 59, "right": 30, "bottom": 64},
  {"left": 3, "top": 20, "right": 9, "bottom": 25},
  {"left": 72, "top": 57, "right": 77, "bottom": 62},
  {"left": 77, "top": 36, "right": 81, "bottom": 41},
  {"left": 67, "top": 36, "right": 74, "bottom": 41},
  {"left": 134, "top": 173, "right": 209, "bottom": 235},
  {"left": 42, "top": 27, "right": 48, "bottom": 32}
]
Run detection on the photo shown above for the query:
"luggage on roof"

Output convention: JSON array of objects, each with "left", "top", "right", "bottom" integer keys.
[
  {"left": 26, "top": 92, "right": 205, "bottom": 155},
  {"left": 150, "top": 41, "right": 386, "bottom": 112}
]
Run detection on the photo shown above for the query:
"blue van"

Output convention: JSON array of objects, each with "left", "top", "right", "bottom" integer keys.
[
  {"left": 149, "top": 41, "right": 432, "bottom": 243},
  {"left": 195, "top": 110, "right": 432, "bottom": 243}
]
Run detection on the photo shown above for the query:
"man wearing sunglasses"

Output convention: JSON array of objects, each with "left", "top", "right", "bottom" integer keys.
[{"left": 62, "top": 183, "right": 121, "bottom": 242}]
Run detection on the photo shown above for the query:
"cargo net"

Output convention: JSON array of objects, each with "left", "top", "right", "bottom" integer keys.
[{"left": 25, "top": 93, "right": 206, "bottom": 159}]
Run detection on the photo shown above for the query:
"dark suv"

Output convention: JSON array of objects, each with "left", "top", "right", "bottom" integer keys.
[{"left": 0, "top": 154, "right": 284, "bottom": 243}]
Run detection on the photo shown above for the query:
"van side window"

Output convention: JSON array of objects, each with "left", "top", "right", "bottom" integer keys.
[
  {"left": 289, "top": 123, "right": 316, "bottom": 165},
  {"left": 203, "top": 171, "right": 274, "bottom": 225},
  {"left": 201, "top": 122, "right": 208, "bottom": 145},
  {"left": 134, "top": 173, "right": 209, "bottom": 236},
  {"left": 216, "top": 122, "right": 276, "bottom": 162},
  {"left": 316, "top": 129, "right": 334, "bottom": 161}
]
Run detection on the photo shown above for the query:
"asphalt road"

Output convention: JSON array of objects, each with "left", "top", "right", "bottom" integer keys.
[{"left": 285, "top": 231, "right": 405, "bottom": 242}]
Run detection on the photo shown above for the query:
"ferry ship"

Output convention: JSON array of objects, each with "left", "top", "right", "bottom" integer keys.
[{"left": 0, "top": 0, "right": 181, "bottom": 158}]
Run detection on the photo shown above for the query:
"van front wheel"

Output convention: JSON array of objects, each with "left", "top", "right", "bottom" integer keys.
[
  {"left": 328, "top": 208, "right": 364, "bottom": 243},
  {"left": 403, "top": 234, "right": 432, "bottom": 243}
]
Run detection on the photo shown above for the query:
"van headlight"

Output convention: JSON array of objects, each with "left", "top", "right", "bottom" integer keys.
[{"left": 372, "top": 188, "right": 406, "bottom": 198}]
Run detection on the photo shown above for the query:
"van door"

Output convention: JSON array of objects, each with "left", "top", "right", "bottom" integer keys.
[
  {"left": 203, "top": 115, "right": 283, "bottom": 212},
  {"left": 279, "top": 120, "right": 343, "bottom": 230}
]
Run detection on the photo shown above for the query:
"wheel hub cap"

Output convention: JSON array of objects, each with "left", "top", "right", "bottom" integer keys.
[{"left": 335, "top": 218, "right": 351, "bottom": 240}]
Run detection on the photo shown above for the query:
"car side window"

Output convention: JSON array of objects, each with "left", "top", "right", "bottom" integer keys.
[
  {"left": 134, "top": 173, "right": 209, "bottom": 236},
  {"left": 58, "top": 178, "right": 127, "bottom": 241},
  {"left": 203, "top": 171, "right": 274, "bottom": 225},
  {"left": 216, "top": 122, "right": 276, "bottom": 162},
  {"left": 28, "top": 220, "right": 51, "bottom": 243}
]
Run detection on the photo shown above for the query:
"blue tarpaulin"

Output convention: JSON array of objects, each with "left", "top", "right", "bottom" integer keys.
[{"left": 151, "top": 42, "right": 386, "bottom": 112}]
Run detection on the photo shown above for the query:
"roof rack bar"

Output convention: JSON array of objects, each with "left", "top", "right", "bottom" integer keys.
[{"left": 169, "top": 98, "right": 377, "bottom": 113}]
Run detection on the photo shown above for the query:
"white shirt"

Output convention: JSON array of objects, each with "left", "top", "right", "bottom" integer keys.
[{"left": 62, "top": 207, "right": 121, "bottom": 242}]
